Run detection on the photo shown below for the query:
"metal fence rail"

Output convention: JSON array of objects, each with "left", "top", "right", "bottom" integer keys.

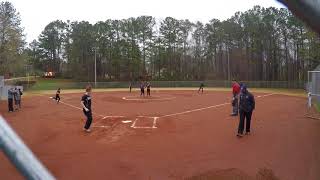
[{"left": 0, "top": 116, "right": 55, "bottom": 180}]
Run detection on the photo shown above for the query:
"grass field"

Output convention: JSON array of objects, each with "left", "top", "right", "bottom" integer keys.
[
  {"left": 29, "top": 78, "right": 74, "bottom": 91},
  {"left": 25, "top": 87, "right": 307, "bottom": 98},
  {"left": 27, "top": 78, "right": 307, "bottom": 98}
]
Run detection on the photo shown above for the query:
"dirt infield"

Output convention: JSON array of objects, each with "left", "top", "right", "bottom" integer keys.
[{"left": 0, "top": 90, "right": 319, "bottom": 180}]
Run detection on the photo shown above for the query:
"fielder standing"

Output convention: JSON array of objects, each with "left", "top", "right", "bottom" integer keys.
[
  {"left": 55, "top": 88, "right": 61, "bottom": 103},
  {"left": 81, "top": 85, "right": 93, "bottom": 132},
  {"left": 198, "top": 82, "right": 204, "bottom": 93},
  {"left": 231, "top": 79, "right": 241, "bottom": 116},
  {"left": 140, "top": 82, "right": 145, "bottom": 97},
  {"left": 146, "top": 82, "right": 151, "bottom": 96}
]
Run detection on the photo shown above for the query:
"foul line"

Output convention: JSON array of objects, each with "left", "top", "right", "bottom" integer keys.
[
  {"left": 161, "top": 103, "right": 230, "bottom": 118},
  {"left": 47, "top": 93, "right": 274, "bottom": 129},
  {"left": 159, "top": 93, "right": 275, "bottom": 118},
  {"left": 49, "top": 97, "right": 123, "bottom": 119}
]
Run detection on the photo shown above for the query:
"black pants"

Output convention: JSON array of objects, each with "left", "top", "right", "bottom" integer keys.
[
  {"left": 140, "top": 88, "right": 145, "bottom": 96},
  {"left": 83, "top": 110, "right": 93, "bottom": 130},
  {"left": 147, "top": 89, "right": 150, "bottom": 96},
  {"left": 8, "top": 98, "right": 13, "bottom": 112},
  {"left": 238, "top": 110, "right": 253, "bottom": 134},
  {"left": 55, "top": 94, "right": 60, "bottom": 102},
  {"left": 198, "top": 87, "right": 203, "bottom": 93}
]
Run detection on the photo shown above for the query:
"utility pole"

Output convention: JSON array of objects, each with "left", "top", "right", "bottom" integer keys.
[{"left": 94, "top": 48, "right": 97, "bottom": 88}]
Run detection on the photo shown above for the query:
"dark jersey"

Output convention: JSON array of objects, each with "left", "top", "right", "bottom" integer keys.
[
  {"left": 56, "top": 90, "right": 60, "bottom": 95},
  {"left": 200, "top": 83, "right": 204, "bottom": 87},
  {"left": 81, "top": 94, "right": 92, "bottom": 111},
  {"left": 239, "top": 92, "right": 255, "bottom": 112},
  {"left": 147, "top": 84, "right": 151, "bottom": 90}
]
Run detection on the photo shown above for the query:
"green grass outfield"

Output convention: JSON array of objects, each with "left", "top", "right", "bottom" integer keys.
[
  {"left": 25, "top": 87, "right": 306, "bottom": 98},
  {"left": 29, "top": 78, "right": 74, "bottom": 91},
  {"left": 24, "top": 78, "right": 307, "bottom": 98}
]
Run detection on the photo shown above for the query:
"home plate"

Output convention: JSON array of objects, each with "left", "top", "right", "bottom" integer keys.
[{"left": 122, "top": 120, "right": 132, "bottom": 124}]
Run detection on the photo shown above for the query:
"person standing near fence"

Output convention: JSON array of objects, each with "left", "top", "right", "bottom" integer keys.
[
  {"left": 237, "top": 85, "right": 255, "bottom": 137},
  {"left": 140, "top": 82, "right": 145, "bottom": 97},
  {"left": 15, "top": 88, "right": 22, "bottom": 110},
  {"left": 231, "top": 80, "right": 241, "bottom": 116},
  {"left": 81, "top": 85, "right": 93, "bottom": 132},
  {"left": 146, "top": 82, "right": 151, "bottom": 96},
  {"left": 7, "top": 87, "right": 14, "bottom": 112},
  {"left": 198, "top": 82, "right": 204, "bottom": 93}
]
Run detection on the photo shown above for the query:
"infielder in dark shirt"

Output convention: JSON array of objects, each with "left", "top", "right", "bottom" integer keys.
[
  {"left": 198, "top": 82, "right": 204, "bottom": 93},
  {"left": 81, "top": 86, "right": 93, "bottom": 132},
  {"left": 140, "top": 82, "right": 145, "bottom": 97},
  {"left": 55, "top": 88, "right": 61, "bottom": 103},
  {"left": 146, "top": 82, "right": 151, "bottom": 96}
]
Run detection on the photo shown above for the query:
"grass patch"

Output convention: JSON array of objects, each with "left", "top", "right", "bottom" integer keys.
[
  {"left": 29, "top": 78, "right": 74, "bottom": 91},
  {"left": 24, "top": 87, "right": 307, "bottom": 98}
]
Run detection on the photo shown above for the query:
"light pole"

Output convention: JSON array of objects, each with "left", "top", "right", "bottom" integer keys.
[{"left": 94, "top": 48, "right": 97, "bottom": 88}]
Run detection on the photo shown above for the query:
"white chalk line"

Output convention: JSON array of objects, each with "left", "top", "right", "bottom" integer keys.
[
  {"left": 48, "top": 93, "right": 274, "bottom": 130},
  {"left": 48, "top": 96, "right": 130, "bottom": 130},
  {"left": 102, "top": 115, "right": 125, "bottom": 119},
  {"left": 49, "top": 96, "right": 125, "bottom": 119},
  {"left": 160, "top": 103, "right": 230, "bottom": 118},
  {"left": 131, "top": 117, "right": 158, "bottom": 129},
  {"left": 159, "top": 93, "right": 274, "bottom": 118},
  {"left": 122, "top": 96, "right": 176, "bottom": 101},
  {"left": 130, "top": 119, "right": 138, "bottom": 128}
]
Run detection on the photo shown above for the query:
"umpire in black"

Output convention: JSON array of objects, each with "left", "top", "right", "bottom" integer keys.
[{"left": 237, "top": 85, "right": 255, "bottom": 137}]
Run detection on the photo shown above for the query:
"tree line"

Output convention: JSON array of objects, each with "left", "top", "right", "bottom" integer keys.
[{"left": 1, "top": 1, "right": 320, "bottom": 81}]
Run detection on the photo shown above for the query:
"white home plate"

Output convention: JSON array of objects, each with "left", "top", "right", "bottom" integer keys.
[{"left": 122, "top": 120, "right": 132, "bottom": 124}]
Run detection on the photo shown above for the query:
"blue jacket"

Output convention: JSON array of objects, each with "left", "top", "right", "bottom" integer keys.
[{"left": 239, "top": 91, "right": 255, "bottom": 112}]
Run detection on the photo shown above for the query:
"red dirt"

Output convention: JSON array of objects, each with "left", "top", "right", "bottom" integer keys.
[{"left": 0, "top": 90, "right": 319, "bottom": 180}]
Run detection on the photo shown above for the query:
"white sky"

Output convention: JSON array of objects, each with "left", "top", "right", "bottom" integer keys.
[{"left": 8, "top": 0, "right": 285, "bottom": 43}]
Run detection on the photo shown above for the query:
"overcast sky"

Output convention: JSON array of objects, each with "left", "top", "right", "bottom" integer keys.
[{"left": 8, "top": 0, "right": 285, "bottom": 43}]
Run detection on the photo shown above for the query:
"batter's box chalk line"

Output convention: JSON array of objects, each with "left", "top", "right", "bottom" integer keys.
[{"left": 131, "top": 116, "right": 159, "bottom": 129}]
